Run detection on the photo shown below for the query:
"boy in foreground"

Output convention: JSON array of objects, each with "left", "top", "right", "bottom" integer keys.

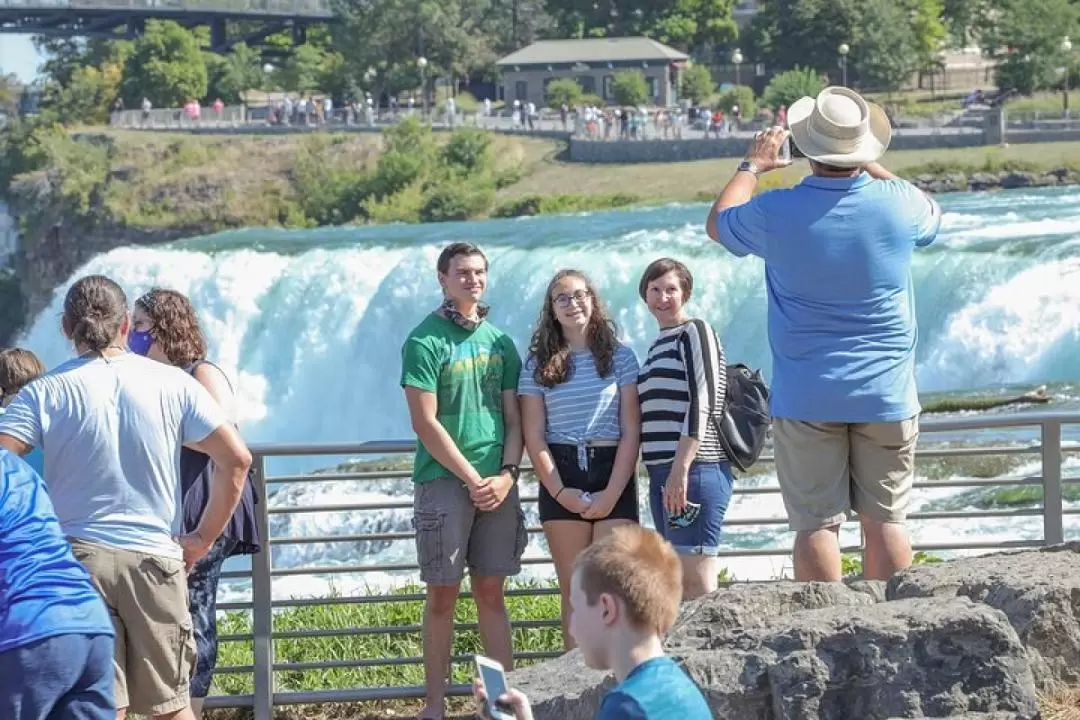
[{"left": 474, "top": 525, "right": 710, "bottom": 719}]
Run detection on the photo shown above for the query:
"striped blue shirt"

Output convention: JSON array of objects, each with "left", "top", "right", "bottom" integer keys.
[{"left": 519, "top": 344, "right": 639, "bottom": 447}]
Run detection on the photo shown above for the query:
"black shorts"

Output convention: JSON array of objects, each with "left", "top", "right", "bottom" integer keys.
[{"left": 538, "top": 444, "right": 640, "bottom": 523}]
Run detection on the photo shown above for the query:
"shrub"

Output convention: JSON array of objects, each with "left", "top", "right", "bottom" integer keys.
[
  {"left": 718, "top": 85, "right": 757, "bottom": 120},
  {"left": 612, "top": 71, "right": 649, "bottom": 107},
  {"left": 680, "top": 64, "right": 716, "bottom": 105},
  {"left": 419, "top": 180, "right": 495, "bottom": 222},
  {"left": 441, "top": 128, "right": 493, "bottom": 174},
  {"left": 368, "top": 151, "right": 424, "bottom": 200},
  {"left": 763, "top": 67, "right": 824, "bottom": 110},
  {"left": 581, "top": 93, "right": 605, "bottom": 107},
  {"left": 545, "top": 78, "right": 584, "bottom": 108},
  {"left": 491, "top": 192, "right": 641, "bottom": 218}
]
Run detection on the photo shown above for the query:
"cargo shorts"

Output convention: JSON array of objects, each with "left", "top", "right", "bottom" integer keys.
[
  {"left": 772, "top": 416, "right": 919, "bottom": 532},
  {"left": 69, "top": 537, "right": 196, "bottom": 716},
  {"left": 412, "top": 476, "right": 528, "bottom": 586}
]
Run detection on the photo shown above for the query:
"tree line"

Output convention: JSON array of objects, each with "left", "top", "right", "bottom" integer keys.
[{"left": 2, "top": 0, "right": 1080, "bottom": 126}]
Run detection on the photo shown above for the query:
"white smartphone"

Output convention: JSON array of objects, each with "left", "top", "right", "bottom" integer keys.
[
  {"left": 475, "top": 654, "right": 514, "bottom": 720},
  {"left": 779, "top": 135, "right": 792, "bottom": 162}
]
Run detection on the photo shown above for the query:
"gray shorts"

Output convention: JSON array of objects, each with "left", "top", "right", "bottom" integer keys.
[{"left": 412, "top": 476, "right": 528, "bottom": 585}]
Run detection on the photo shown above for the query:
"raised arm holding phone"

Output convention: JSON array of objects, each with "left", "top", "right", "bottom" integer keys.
[{"left": 705, "top": 86, "right": 942, "bottom": 586}]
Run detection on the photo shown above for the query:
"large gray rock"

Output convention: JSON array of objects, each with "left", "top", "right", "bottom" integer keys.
[
  {"left": 889, "top": 542, "right": 1080, "bottom": 689},
  {"left": 510, "top": 594, "right": 1040, "bottom": 719},
  {"left": 665, "top": 581, "right": 879, "bottom": 652}
]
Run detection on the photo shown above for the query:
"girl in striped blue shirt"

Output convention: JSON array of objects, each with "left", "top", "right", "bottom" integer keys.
[{"left": 519, "top": 269, "right": 641, "bottom": 649}]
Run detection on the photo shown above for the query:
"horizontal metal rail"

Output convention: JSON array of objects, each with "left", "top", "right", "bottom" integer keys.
[{"left": 204, "top": 411, "right": 1079, "bottom": 717}]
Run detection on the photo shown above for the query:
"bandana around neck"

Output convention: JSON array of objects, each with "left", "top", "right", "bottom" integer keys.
[{"left": 437, "top": 296, "right": 490, "bottom": 331}]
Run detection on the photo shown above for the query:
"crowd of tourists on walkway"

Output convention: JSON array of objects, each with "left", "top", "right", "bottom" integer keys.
[{"left": 0, "top": 85, "right": 939, "bottom": 720}]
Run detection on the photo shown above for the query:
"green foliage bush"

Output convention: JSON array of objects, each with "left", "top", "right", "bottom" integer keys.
[
  {"left": 491, "top": 193, "right": 642, "bottom": 217},
  {"left": 718, "top": 85, "right": 757, "bottom": 119},
  {"left": 763, "top": 67, "right": 823, "bottom": 110},
  {"left": 545, "top": 78, "right": 584, "bottom": 108},
  {"left": 680, "top": 64, "right": 716, "bottom": 105},
  {"left": 612, "top": 71, "right": 650, "bottom": 107}
]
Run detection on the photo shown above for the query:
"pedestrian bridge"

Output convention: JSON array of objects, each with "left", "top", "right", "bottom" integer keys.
[{"left": 0, "top": 0, "right": 333, "bottom": 53}]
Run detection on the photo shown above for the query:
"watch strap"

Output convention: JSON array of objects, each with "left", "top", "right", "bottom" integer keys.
[
  {"left": 500, "top": 463, "right": 521, "bottom": 482},
  {"left": 738, "top": 159, "right": 761, "bottom": 175}
]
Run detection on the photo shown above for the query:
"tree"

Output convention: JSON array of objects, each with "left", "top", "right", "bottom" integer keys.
[
  {"left": 746, "top": 0, "right": 862, "bottom": 76},
  {"left": 941, "top": 0, "right": 993, "bottom": 46},
  {"left": 121, "top": 21, "right": 208, "bottom": 107},
  {"left": 332, "top": 0, "right": 534, "bottom": 100},
  {"left": 611, "top": 71, "right": 649, "bottom": 106},
  {"left": 718, "top": 84, "right": 756, "bottom": 118},
  {"left": 763, "top": 67, "right": 823, "bottom": 109},
  {"left": 205, "top": 43, "right": 264, "bottom": 104},
  {"left": 851, "top": 0, "right": 924, "bottom": 91},
  {"left": 544, "top": 0, "right": 737, "bottom": 53},
  {"left": 680, "top": 63, "right": 715, "bottom": 104},
  {"left": 545, "top": 78, "right": 583, "bottom": 107},
  {"left": 978, "top": 0, "right": 1079, "bottom": 94},
  {"left": 0, "top": 70, "right": 17, "bottom": 109}
]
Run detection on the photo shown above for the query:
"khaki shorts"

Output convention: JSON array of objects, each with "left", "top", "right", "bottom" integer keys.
[
  {"left": 68, "top": 538, "right": 195, "bottom": 716},
  {"left": 772, "top": 417, "right": 919, "bottom": 532},
  {"left": 412, "top": 477, "right": 528, "bottom": 585}
]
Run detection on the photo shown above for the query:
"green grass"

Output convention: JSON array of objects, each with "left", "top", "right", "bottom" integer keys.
[{"left": 213, "top": 580, "right": 563, "bottom": 696}]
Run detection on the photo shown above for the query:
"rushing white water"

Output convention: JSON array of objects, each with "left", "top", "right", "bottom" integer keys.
[{"left": 12, "top": 185, "right": 1080, "bottom": 595}]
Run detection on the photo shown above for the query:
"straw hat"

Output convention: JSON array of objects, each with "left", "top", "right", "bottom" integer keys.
[{"left": 788, "top": 86, "right": 891, "bottom": 167}]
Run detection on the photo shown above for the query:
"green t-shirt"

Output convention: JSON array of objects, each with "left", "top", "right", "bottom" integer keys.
[{"left": 400, "top": 312, "right": 522, "bottom": 484}]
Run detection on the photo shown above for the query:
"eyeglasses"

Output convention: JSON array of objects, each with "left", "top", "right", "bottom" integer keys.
[{"left": 553, "top": 290, "right": 592, "bottom": 309}]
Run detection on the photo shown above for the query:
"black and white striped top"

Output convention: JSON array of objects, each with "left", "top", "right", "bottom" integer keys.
[{"left": 637, "top": 319, "right": 728, "bottom": 467}]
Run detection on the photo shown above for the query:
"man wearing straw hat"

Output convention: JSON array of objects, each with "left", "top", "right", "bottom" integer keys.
[{"left": 705, "top": 86, "right": 941, "bottom": 584}]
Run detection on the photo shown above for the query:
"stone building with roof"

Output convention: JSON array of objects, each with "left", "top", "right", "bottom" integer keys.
[{"left": 495, "top": 37, "right": 690, "bottom": 108}]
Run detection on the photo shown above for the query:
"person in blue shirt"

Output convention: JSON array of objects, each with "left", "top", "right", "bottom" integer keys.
[
  {"left": 0, "top": 448, "right": 115, "bottom": 720},
  {"left": 705, "top": 86, "right": 942, "bottom": 583},
  {"left": 0, "top": 348, "right": 46, "bottom": 477},
  {"left": 473, "top": 525, "right": 711, "bottom": 719}
]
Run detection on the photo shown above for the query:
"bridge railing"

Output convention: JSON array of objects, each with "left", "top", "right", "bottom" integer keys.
[
  {"left": 0, "top": 0, "right": 332, "bottom": 15},
  {"left": 205, "top": 411, "right": 1080, "bottom": 720}
]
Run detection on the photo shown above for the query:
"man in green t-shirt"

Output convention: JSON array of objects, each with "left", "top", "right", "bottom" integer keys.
[{"left": 400, "top": 242, "right": 525, "bottom": 720}]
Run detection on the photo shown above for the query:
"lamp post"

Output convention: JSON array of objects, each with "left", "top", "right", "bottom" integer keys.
[
  {"left": 732, "top": 48, "right": 744, "bottom": 86},
  {"left": 838, "top": 43, "right": 850, "bottom": 87},
  {"left": 417, "top": 56, "right": 428, "bottom": 118},
  {"left": 1063, "top": 36, "right": 1073, "bottom": 119}
]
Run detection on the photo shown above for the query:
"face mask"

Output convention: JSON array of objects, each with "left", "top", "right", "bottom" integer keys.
[{"left": 128, "top": 329, "right": 154, "bottom": 356}]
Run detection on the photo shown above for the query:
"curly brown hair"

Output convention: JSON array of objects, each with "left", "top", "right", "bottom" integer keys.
[
  {"left": 134, "top": 288, "right": 208, "bottom": 368},
  {"left": 529, "top": 269, "right": 619, "bottom": 388}
]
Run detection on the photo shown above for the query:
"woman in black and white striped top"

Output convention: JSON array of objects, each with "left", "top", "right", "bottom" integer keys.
[{"left": 637, "top": 257, "right": 733, "bottom": 600}]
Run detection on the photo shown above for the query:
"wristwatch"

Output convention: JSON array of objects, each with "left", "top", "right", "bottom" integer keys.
[
  {"left": 738, "top": 159, "right": 762, "bottom": 175},
  {"left": 500, "top": 464, "right": 521, "bottom": 482}
]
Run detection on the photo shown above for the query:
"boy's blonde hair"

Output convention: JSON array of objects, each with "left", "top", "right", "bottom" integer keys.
[
  {"left": 0, "top": 348, "right": 46, "bottom": 398},
  {"left": 573, "top": 525, "right": 682, "bottom": 635}
]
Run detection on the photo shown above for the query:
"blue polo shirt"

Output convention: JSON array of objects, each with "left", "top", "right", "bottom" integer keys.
[
  {"left": 714, "top": 172, "right": 940, "bottom": 423},
  {"left": 0, "top": 448, "right": 113, "bottom": 653}
]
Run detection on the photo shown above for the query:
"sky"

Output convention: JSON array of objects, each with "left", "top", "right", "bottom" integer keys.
[{"left": 0, "top": 35, "right": 42, "bottom": 82}]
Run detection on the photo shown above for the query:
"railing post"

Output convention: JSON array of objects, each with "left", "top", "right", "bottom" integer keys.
[
  {"left": 251, "top": 453, "right": 275, "bottom": 720},
  {"left": 1041, "top": 421, "right": 1064, "bottom": 546}
]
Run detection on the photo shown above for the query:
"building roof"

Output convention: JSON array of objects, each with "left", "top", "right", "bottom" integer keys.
[{"left": 496, "top": 37, "right": 689, "bottom": 67}]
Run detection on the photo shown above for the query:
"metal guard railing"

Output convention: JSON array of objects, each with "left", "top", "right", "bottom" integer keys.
[{"left": 205, "top": 410, "right": 1080, "bottom": 718}]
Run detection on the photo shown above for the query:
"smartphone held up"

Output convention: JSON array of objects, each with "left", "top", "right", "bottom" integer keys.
[{"left": 475, "top": 655, "right": 514, "bottom": 720}]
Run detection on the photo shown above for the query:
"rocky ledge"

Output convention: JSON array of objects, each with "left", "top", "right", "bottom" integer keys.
[
  {"left": 509, "top": 543, "right": 1080, "bottom": 719},
  {"left": 910, "top": 167, "right": 1080, "bottom": 193}
]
